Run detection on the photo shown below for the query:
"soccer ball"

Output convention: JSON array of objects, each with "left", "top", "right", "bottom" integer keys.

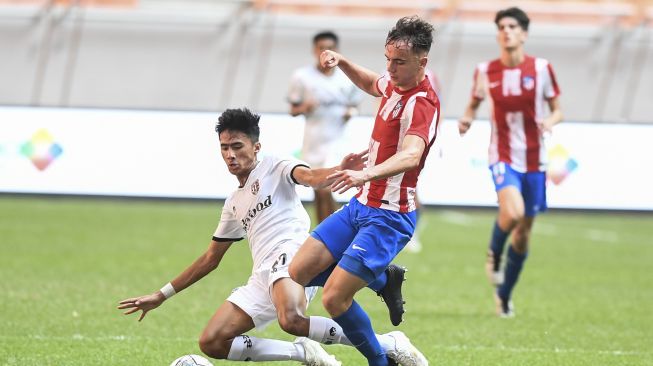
[{"left": 169, "top": 354, "right": 214, "bottom": 366}]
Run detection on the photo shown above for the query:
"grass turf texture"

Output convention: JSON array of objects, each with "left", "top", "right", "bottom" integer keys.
[{"left": 1, "top": 196, "right": 651, "bottom": 365}]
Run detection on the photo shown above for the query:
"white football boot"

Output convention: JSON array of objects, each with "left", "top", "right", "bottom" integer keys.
[
  {"left": 295, "top": 337, "right": 341, "bottom": 366},
  {"left": 386, "top": 331, "right": 429, "bottom": 366}
]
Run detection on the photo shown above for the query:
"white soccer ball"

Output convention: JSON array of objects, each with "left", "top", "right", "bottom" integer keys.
[{"left": 169, "top": 354, "right": 214, "bottom": 366}]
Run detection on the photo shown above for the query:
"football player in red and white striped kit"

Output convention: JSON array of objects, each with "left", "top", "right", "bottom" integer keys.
[
  {"left": 459, "top": 7, "right": 563, "bottom": 317},
  {"left": 289, "top": 16, "right": 438, "bottom": 366}
]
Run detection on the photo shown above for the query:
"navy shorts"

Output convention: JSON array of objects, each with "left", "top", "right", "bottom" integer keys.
[
  {"left": 490, "top": 162, "right": 547, "bottom": 217},
  {"left": 311, "top": 197, "right": 417, "bottom": 284}
]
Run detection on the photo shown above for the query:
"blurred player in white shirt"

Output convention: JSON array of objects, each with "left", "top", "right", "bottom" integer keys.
[
  {"left": 288, "top": 31, "right": 363, "bottom": 224},
  {"left": 118, "top": 108, "right": 417, "bottom": 365}
]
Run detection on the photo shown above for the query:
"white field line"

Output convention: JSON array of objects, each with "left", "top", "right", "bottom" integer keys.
[
  {"left": 438, "top": 210, "right": 475, "bottom": 226},
  {"left": 0, "top": 335, "right": 647, "bottom": 357},
  {"left": 432, "top": 343, "right": 645, "bottom": 356},
  {"left": 584, "top": 228, "right": 619, "bottom": 243}
]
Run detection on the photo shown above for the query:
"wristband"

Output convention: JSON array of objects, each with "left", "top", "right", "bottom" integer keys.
[{"left": 160, "top": 282, "right": 176, "bottom": 299}]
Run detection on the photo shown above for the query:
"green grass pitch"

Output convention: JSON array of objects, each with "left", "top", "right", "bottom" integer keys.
[{"left": 1, "top": 196, "right": 651, "bottom": 365}]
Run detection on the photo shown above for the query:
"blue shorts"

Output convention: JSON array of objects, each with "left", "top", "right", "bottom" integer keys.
[
  {"left": 490, "top": 162, "right": 547, "bottom": 217},
  {"left": 311, "top": 197, "right": 417, "bottom": 284}
]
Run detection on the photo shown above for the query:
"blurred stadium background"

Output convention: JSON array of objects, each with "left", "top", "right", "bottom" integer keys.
[{"left": 1, "top": 1, "right": 652, "bottom": 365}]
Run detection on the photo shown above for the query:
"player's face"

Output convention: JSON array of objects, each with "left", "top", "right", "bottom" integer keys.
[
  {"left": 313, "top": 38, "right": 337, "bottom": 62},
  {"left": 219, "top": 130, "right": 260, "bottom": 180},
  {"left": 496, "top": 17, "right": 527, "bottom": 51},
  {"left": 385, "top": 41, "right": 427, "bottom": 90}
]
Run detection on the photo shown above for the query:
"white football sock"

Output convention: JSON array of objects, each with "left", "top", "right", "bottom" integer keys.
[
  {"left": 309, "top": 316, "right": 353, "bottom": 346},
  {"left": 227, "top": 335, "right": 304, "bottom": 362},
  {"left": 308, "top": 316, "right": 397, "bottom": 352}
]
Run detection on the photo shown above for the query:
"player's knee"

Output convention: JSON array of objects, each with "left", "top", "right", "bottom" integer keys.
[
  {"left": 321, "top": 290, "right": 347, "bottom": 317},
  {"left": 198, "top": 331, "right": 230, "bottom": 359},
  {"left": 277, "top": 309, "right": 307, "bottom": 336},
  {"left": 288, "top": 263, "right": 303, "bottom": 285}
]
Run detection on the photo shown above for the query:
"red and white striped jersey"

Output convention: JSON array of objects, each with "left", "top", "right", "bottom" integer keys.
[
  {"left": 472, "top": 55, "right": 560, "bottom": 172},
  {"left": 355, "top": 73, "right": 440, "bottom": 213}
]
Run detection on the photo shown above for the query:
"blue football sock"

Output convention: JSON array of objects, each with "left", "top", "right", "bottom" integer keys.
[
  {"left": 333, "top": 300, "right": 388, "bottom": 366},
  {"left": 489, "top": 221, "right": 510, "bottom": 271},
  {"left": 498, "top": 245, "right": 528, "bottom": 301}
]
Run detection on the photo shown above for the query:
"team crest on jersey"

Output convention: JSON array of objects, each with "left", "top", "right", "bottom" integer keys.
[
  {"left": 251, "top": 179, "right": 260, "bottom": 195},
  {"left": 522, "top": 76, "right": 535, "bottom": 90},
  {"left": 391, "top": 101, "right": 403, "bottom": 119}
]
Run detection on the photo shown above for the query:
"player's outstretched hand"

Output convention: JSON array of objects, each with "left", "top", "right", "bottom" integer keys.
[
  {"left": 458, "top": 116, "right": 473, "bottom": 136},
  {"left": 328, "top": 169, "right": 368, "bottom": 194},
  {"left": 117, "top": 292, "right": 166, "bottom": 322},
  {"left": 340, "top": 149, "right": 368, "bottom": 171},
  {"left": 320, "top": 50, "right": 341, "bottom": 69}
]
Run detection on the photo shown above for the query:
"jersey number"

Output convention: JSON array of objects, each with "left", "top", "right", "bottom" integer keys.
[{"left": 271, "top": 253, "right": 287, "bottom": 273}]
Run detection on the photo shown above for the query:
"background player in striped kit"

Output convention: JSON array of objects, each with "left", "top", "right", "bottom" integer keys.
[{"left": 458, "top": 7, "right": 563, "bottom": 317}]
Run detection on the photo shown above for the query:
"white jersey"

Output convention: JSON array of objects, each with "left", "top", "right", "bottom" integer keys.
[
  {"left": 288, "top": 66, "right": 363, "bottom": 166},
  {"left": 213, "top": 155, "right": 311, "bottom": 271}
]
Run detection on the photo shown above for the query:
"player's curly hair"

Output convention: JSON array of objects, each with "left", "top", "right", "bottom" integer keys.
[
  {"left": 215, "top": 108, "right": 260, "bottom": 142},
  {"left": 385, "top": 15, "right": 434, "bottom": 55},
  {"left": 495, "top": 7, "right": 530, "bottom": 31}
]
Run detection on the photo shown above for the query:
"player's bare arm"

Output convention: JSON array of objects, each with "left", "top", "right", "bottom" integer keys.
[
  {"left": 330, "top": 135, "right": 426, "bottom": 194},
  {"left": 540, "top": 97, "right": 563, "bottom": 133},
  {"left": 459, "top": 97, "right": 482, "bottom": 135},
  {"left": 320, "top": 50, "right": 381, "bottom": 97},
  {"left": 289, "top": 97, "right": 318, "bottom": 117},
  {"left": 292, "top": 149, "right": 368, "bottom": 189},
  {"left": 117, "top": 240, "right": 232, "bottom": 321}
]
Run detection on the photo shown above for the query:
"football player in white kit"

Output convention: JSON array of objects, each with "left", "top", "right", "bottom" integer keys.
[
  {"left": 288, "top": 31, "right": 363, "bottom": 224},
  {"left": 118, "top": 108, "right": 418, "bottom": 365}
]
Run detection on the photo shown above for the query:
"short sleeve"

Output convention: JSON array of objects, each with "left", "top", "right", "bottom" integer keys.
[
  {"left": 406, "top": 97, "right": 439, "bottom": 146},
  {"left": 212, "top": 198, "right": 245, "bottom": 242},
  {"left": 543, "top": 62, "right": 561, "bottom": 99},
  {"left": 275, "top": 157, "right": 310, "bottom": 186}
]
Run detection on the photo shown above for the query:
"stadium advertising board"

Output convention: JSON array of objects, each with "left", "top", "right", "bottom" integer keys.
[{"left": 1, "top": 106, "right": 651, "bottom": 210}]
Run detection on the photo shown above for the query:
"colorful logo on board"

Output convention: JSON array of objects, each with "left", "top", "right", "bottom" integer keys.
[
  {"left": 20, "top": 129, "right": 63, "bottom": 171},
  {"left": 547, "top": 144, "right": 578, "bottom": 185}
]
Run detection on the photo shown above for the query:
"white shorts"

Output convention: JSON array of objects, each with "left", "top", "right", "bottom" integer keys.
[{"left": 227, "top": 241, "right": 318, "bottom": 330}]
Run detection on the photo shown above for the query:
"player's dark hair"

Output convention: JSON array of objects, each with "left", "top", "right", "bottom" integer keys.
[
  {"left": 385, "top": 15, "right": 434, "bottom": 55},
  {"left": 215, "top": 108, "right": 260, "bottom": 143},
  {"left": 495, "top": 7, "right": 530, "bottom": 31},
  {"left": 313, "top": 31, "right": 339, "bottom": 46}
]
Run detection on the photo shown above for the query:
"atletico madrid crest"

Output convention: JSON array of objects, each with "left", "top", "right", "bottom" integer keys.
[{"left": 522, "top": 76, "right": 534, "bottom": 90}]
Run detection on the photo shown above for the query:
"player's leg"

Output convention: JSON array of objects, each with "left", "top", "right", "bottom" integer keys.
[
  {"left": 323, "top": 204, "right": 422, "bottom": 366},
  {"left": 323, "top": 266, "right": 390, "bottom": 366},
  {"left": 487, "top": 163, "right": 525, "bottom": 286},
  {"left": 290, "top": 198, "right": 409, "bottom": 326},
  {"left": 314, "top": 188, "right": 337, "bottom": 224},
  {"left": 495, "top": 170, "right": 546, "bottom": 316},
  {"left": 200, "top": 287, "right": 317, "bottom": 362}
]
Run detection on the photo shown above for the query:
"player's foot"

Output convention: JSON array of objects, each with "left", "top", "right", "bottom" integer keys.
[
  {"left": 404, "top": 234, "right": 422, "bottom": 253},
  {"left": 295, "top": 337, "right": 341, "bottom": 366},
  {"left": 485, "top": 249, "right": 504, "bottom": 286},
  {"left": 493, "top": 290, "right": 514, "bottom": 318},
  {"left": 386, "top": 331, "right": 429, "bottom": 366},
  {"left": 377, "top": 264, "right": 407, "bottom": 326}
]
